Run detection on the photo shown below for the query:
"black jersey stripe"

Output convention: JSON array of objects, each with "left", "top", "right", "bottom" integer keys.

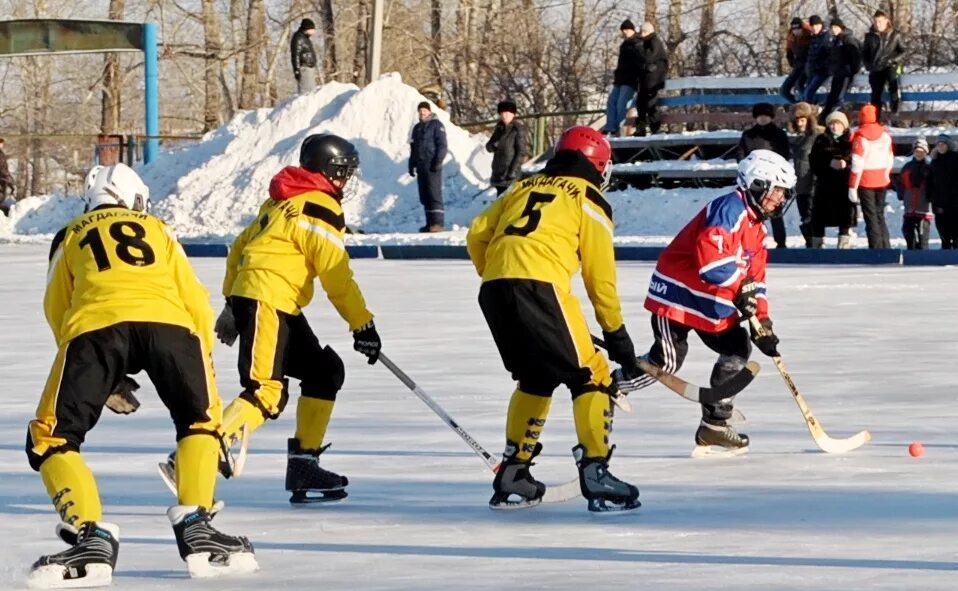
[
  {"left": 585, "top": 186, "right": 613, "bottom": 221},
  {"left": 302, "top": 202, "right": 345, "bottom": 232}
]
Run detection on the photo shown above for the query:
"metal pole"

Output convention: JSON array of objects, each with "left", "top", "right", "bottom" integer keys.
[
  {"left": 143, "top": 22, "right": 159, "bottom": 163},
  {"left": 367, "top": 0, "right": 384, "bottom": 84}
]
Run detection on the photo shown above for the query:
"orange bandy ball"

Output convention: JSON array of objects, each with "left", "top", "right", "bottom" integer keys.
[{"left": 908, "top": 442, "right": 924, "bottom": 457}]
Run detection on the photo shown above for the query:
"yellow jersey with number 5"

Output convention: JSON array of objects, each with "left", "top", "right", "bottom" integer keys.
[
  {"left": 44, "top": 205, "right": 215, "bottom": 350},
  {"left": 466, "top": 153, "right": 623, "bottom": 332}
]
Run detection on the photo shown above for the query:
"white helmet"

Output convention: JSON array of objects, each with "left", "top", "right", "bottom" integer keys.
[
  {"left": 84, "top": 163, "right": 150, "bottom": 212},
  {"left": 736, "top": 149, "right": 797, "bottom": 219}
]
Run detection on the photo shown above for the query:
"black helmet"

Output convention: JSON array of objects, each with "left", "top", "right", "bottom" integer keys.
[{"left": 299, "top": 133, "right": 360, "bottom": 184}]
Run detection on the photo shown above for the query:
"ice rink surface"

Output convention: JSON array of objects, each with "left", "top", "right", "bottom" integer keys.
[{"left": 1, "top": 244, "right": 957, "bottom": 590}]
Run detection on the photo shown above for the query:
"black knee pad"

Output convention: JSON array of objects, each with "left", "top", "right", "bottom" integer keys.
[
  {"left": 569, "top": 381, "right": 616, "bottom": 400},
  {"left": 710, "top": 354, "right": 748, "bottom": 388},
  {"left": 25, "top": 430, "right": 78, "bottom": 472},
  {"left": 517, "top": 379, "right": 557, "bottom": 398},
  {"left": 301, "top": 346, "right": 345, "bottom": 402}
]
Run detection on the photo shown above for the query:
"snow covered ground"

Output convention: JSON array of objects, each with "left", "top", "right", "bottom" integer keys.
[{"left": 2, "top": 244, "right": 957, "bottom": 590}]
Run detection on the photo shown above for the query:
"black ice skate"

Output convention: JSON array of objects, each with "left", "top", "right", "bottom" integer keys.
[
  {"left": 168, "top": 505, "right": 257, "bottom": 579},
  {"left": 574, "top": 445, "right": 641, "bottom": 513},
  {"left": 692, "top": 419, "right": 750, "bottom": 458},
  {"left": 489, "top": 442, "right": 546, "bottom": 510},
  {"left": 286, "top": 438, "right": 349, "bottom": 504},
  {"left": 28, "top": 521, "right": 119, "bottom": 589}
]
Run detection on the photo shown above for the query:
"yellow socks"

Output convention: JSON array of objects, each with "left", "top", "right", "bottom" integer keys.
[
  {"left": 572, "top": 391, "right": 613, "bottom": 459},
  {"left": 505, "top": 389, "right": 551, "bottom": 461},
  {"left": 294, "top": 397, "right": 335, "bottom": 451},
  {"left": 174, "top": 434, "right": 218, "bottom": 508},
  {"left": 40, "top": 451, "right": 102, "bottom": 525}
]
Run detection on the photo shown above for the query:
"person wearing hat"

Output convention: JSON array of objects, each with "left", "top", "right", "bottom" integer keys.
[
  {"left": 927, "top": 134, "right": 958, "bottom": 248},
  {"left": 803, "top": 15, "right": 832, "bottom": 104},
  {"left": 601, "top": 19, "right": 644, "bottom": 136},
  {"left": 809, "top": 110, "right": 855, "bottom": 248},
  {"left": 634, "top": 22, "right": 669, "bottom": 136},
  {"left": 291, "top": 18, "right": 319, "bottom": 94},
  {"left": 737, "top": 103, "right": 792, "bottom": 247},
  {"left": 485, "top": 100, "right": 530, "bottom": 196},
  {"left": 409, "top": 101, "right": 448, "bottom": 231},
  {"left": 849, "top": 104, "right": 894, "bottom": 248},
  {"left": 788, "top": 102, "right": 823, "bottom": 246},
  {"left": 897, "top": 138, "right": 933, "bottom": 249},
  {"left": 780, "top": 17, "right": 811, "bottom": 103},
  {"left": 820, "top": 18, "right": 861, "bottom": 123},
  {"left": 862, "top": 9, "right": 906, "bottom": 117}
]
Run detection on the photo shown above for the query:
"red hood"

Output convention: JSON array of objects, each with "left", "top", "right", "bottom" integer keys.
[
  {"left": 268, "top": 166, "right": 339, "bottom": 201},
  {"left": 855, "top": 122, "right": 886, "bottom": 141}
]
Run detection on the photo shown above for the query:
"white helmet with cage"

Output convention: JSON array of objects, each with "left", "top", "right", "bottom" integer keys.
[
  {"left": 84, "top": 163, "right": 150, "bottom": 212},
  {"left": 736, "top": 149, "right": 797, "bottom": 219}
]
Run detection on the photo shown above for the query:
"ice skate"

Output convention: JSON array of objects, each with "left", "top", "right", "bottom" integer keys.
[
  {"left": 574, "top": 445, "right": 640, "bottom": 513},
  {"left": 28, "top": 521, "right": 119, "bottom": 589},
  {"left": 158, "top": 426, "right": 249, "bottom": 496},
  {"left": 692, "top": 419, "right": 750, "bottom": 458},
  {"left": 489, "top": 442, "right": 546, "bottom": 510},
  {"left": 168, "top": 505, "right": 257, "bottom": 578},
  {"left": 286, "top": 438, "right": 349, "bottom": 504}
]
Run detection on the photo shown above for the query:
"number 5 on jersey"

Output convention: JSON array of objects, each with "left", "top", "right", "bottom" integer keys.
[{"left": 505, "top": 191, "right": 556, "bottom": 237}]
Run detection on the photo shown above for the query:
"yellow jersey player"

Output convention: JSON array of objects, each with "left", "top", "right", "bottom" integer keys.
[
  {"left": 28, "top": 164, "right": 255, "bottom": 589},
  {"left": 467, "top": 126, "right": 641, "bottom": 513},
  {"left": 198, "top": 133, "right": 380, "bottom": 504}
]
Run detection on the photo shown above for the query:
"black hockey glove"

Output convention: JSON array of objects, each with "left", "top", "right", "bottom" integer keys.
[
  {"left": 750, "top": 317, "right": 780, "bottom": 358},
  {"left": 602, "top": 325, "right": 639, "bottom": 374},
  {"left": 408, "top": 164, "right": 416, "bottom": 177},
  {"left": 105, "top": 377, "right": 141, "bottom": 415},
  {"left": 353, "top": 320, "right": 382, "bottom": 365},
  {"left": 734, "top": 277, "right": 759, "bottom": 319},
  {"left": 214, "top": 302, "right": 238, "bottom": 346}
]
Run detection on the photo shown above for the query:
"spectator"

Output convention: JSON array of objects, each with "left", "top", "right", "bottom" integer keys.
[
  {"left": 820, "top": 18, "right": 861, "bottom": 123},
  {"left": 809, "top": 111, "right": 855, "bottom": 248},
  {"left": 601, "top": 19, "right": 643, "bottom": 136},
  {"left": 485, "top": 100, "right": 530, "bottom": 196},
  {"left": 897, "top": 138, "right": 933, "bottom": 250},
  {"left": 0, "top": 138, "right": 13, "bottom": 207},
  {"left": 927, "top": 134, "right": 958, "bottom": 249},
  {"left": 789, "top": 102, "right": 822, "bottom": 247},
  {"left": 291, "top": 19, "right": 318, "bottom": 94},
  {"left": 862, "top": 9, "right": 906, "bottom": 117},
  {"left": 849, "top": 104, "right": 894, "bottom": 248},
  {"left": 736, "top": 102, "right": 791, "bottom": 248},
  {"left": 634, "top": 22, "right": 669, "bottom": 136},
  {"left": 780, "top": 18, "right": 811, "bottom": 104},
  {"left": 409, "top": 101, "right": 447, "bottom": 232},
  {"left": 803, "top": 15, "right": 831, "bottom": 104}
]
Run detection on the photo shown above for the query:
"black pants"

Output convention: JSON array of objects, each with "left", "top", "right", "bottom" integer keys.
[
  {"left": 821, "top": 74, "right": 852, "bottom": 122},
  {"left": 902, "top": 216, "right": 931, "bottom": 250},
  {"left": 494, "top": 185, "right": 508, "bottom": 196},
  {"left": 417, "top": 169, "right": 444, "bottom": 227},
  {"left": 641, "top": 315, "right": 752, "bottom": 423},
  {"left": 796, "top": 193, "right": 813, "bottom": 247},
  {"left": 858, "top": 188, "right": 891, "bottom": 248},
  {"left": 869, "top": 68, "right": 901, "bottom": 116},
  {"left": 636, "top": 82, "right": 663, "bottom": 133},
  {"left": 770, "top": 217, "right": 787, "bottom": 247},
  {"left": 935, "top": 209, "right": 958, "bottom": 249}
]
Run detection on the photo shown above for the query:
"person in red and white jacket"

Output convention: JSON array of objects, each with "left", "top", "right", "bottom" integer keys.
[
  {"left": 616, "top": 150, "right": 796, "bottom": 455},
  {"left": 848, "top": 104, "right": 894, "bottom": 248}
]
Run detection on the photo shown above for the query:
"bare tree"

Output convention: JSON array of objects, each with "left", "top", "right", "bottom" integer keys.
[
  {"left": 645, "top": 0, "right": 657, "bottom": 24},
  {"left": 777, "top": 0, "right": 793, "bottom": 74},
  {"left": 695, "top": 0, "right": 716, "bottom": 76},
  {"left": 430, "top": 0, "right": 443, "bottom": 88},
  {"left": 101, "top": 0, "right": 125, "bottom": 135},
  {"left": 352, "top": 0, "right": 370, "bottom": 84},
  {"left": 202, "top": 0, "right": 223, "bottom": 131},
  {"left": 239, "top": 0, "right": 266, "bottom": 109},
  {"left": 319, "top": 0, "right": 338, "bottom": 81},
  {"left": 666, "top": 0, "right": 687, "bottom": 77}
]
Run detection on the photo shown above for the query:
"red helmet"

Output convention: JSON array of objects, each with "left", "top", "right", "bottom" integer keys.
[{"left": 555, "top": 126, "right": 612, "bottom": 178}]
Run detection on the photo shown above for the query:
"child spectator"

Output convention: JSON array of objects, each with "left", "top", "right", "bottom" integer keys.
[{"left": 897, "top": 138, "right": 933, "bottom": 250}]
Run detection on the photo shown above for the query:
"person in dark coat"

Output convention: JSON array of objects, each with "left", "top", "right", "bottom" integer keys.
[
  {"left": 803, "top": 15, "right": 832, "bottom": 104},
  {"left": 633, "top": 22, "right": 669, "bottom": 136},
  {"left": 409, "top": 101, "right": 448, "bottom": 232},
  {"left": 897, "top": 138, "right": 933, "bottom": 250},
  {"left": 862, "top": 9, "right": 906, "bottom": 117},
  {"left": 788, "top": 102, "right": 822, "bottom": 247},
  {"left": 820, "top": 19, "right": 861, "bottom": 123},
  {"left": 780, "top": 18, "right": 811, "bottom": 103},
  {"left": 736, "top": 103, "right": 792, "bottom": 247},
  {"left": 485, "top": 100, "right": 530, "bottom": 196},
  {"left": 601, "top": 19, "right": 643, "bottom": 136},
  {"left": 0, "top": 138, "right": 13, "bottom": 205},
  {"left": 927, "top": 135, "right": 958, "bottom": 249},
  {"left": 809, "top": 111, "right": 856, "bottom": 248},
  {"left": 290, "top": 19, "right": 318, "bottom": 94}
]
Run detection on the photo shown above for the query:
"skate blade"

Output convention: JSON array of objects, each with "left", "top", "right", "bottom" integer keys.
[
  {"left": 157, "top": 461, "right": 177, "bottom": 496},
  {"left": 587, "top": 498, "right": 642, "bottom": 513},
  {"left": 489, "top": 496, "right": 543, "bottom": 511},
  {"left": 612, "top": 393, "right": 632, "bottom": 413},
  {"left": 690, "top": 444, "right": 749, "bottom": 459},
  {"left": 289, "top": 490, "right": 348, "bottom": 504},
  {"left": 27, "top": 563, "right": 112, "bottom": 589},
  {"left": 185, "top": 552, "right": 258, "bottom": 578}
]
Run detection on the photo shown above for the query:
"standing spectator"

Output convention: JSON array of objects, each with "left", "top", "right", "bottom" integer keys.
[
  {"left": 820, "top": 18, "right": 861, "bottom": 123},
  {"left": 849, "top": 104, "right": 894, "bottom": 248},
  {"left": 862, "top": 9, "right": 906, "bottom": 117},
  {"left": 736, "top": 102, "right": 791, "bottom": 248},
  {"left": 897, "top": 138, "right": 933, "bottom": 250},
  {"left": 0, "top": 138, "right": 13, "bottom": 203},
  {"left": 634, "top": 22, "right": 669, "bottom": 136},
  {"left": 809, "top": 111, "right": 856, "bottom": 248},
  {"left": 291, "top": 19, "right": 318, "bottom": 94},
  {"left": 789, "top": 102, "right": 822, "bottom": 247},
  {"left": 803, "top": 15, "right": 831, "bottom": 104},
  {"left": 780, "top": 18, "right": 811, "bottom": 103},
  {"left": 409, "top": 101, "right": 447, "bottom": 232},
  {"left": 485, "top": 100, "right": 530, "bottom": 196},
  {"left": 927, "top": 135, "right": 958, "bottom": 249},
  {"left": 601, "top": 19, "right": 643, "bottom": 136}
]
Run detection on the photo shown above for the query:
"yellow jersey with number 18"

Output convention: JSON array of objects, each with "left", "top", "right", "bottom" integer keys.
[
  {"left": 44, "top": 205, "right": 215, "bottom": 351},
  {"left": 466, "top": 162, "right": 623, "bottom": 333}
]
